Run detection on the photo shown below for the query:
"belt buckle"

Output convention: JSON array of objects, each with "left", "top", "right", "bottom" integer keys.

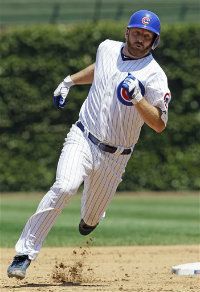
[
  {"left": 84, "top": 128, "right": 89, "bottom": 138},
  {"left": 98, "top": 142, "right": 105, "bottom": 151},
  {"left": 113, "top": 146, "right": 124, "bottom": 155},
  {"left": 97, "top": 141, "right": 102, "bottom": 147}
]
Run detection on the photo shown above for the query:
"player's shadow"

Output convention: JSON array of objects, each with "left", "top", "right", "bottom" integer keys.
[{"left": 5, "top": 282, "right": 107, "bottom": 288}]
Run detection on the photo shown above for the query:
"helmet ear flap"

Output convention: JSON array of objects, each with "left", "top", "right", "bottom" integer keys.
[{"left": 152, "top": 35, "right": 160, "bottom": 50}]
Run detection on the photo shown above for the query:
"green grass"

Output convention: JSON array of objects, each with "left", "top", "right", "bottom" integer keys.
[{"left": 0, "top": 192, "right": 199, "bottom": 247}]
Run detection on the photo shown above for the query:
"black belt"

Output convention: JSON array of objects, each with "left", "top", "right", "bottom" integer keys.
[{"left": 76, "top": 121, "right": 132, "bottom": 155}]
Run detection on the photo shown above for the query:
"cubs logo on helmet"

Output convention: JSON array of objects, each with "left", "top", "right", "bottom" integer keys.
[{"left": 142, "top": 16, "right": 150, "bottom": 25}]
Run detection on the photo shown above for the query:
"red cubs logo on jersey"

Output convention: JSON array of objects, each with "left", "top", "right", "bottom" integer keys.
[
  {"left": 164, "top": 92, "right": 171, "bottom": 109},
  {"left": 117, "top": 81, "right": 133, "bottom": 106},
  {"left": 117, "top": 76, "right": 145, "bottom": 107},
  {"left": 142, "top": 16, "right": 151, "bottom": 25}
]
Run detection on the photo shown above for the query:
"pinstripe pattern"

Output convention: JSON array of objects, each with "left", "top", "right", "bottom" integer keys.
[
  {"left": 15, "top": 124, "right": 130, "bottom": 260},
  {"left": 80, "top": 39, "right": 170, "bottom": 147},
  {"left": 15, "top": 125, "right": 93, "bottom": 259},
  {"left": 81, "top": 151, "right": 130, "bottom": 226},
  {"left": 15, "top": 39, "right": 170, "bottom": 260}
]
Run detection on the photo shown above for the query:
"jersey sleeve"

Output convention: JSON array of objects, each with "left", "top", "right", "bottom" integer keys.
[
  {"left": 95, "top": 39, "right": 114, "bottom": 58},
  {"left": 96, "top": 39, "right": 110, "bottom": 57},
  {"left": 145, "top": 72, "right": 171, "bottom": 126},
  {"left": 94, "top": 39, "right": 109, "bottom": 69}
]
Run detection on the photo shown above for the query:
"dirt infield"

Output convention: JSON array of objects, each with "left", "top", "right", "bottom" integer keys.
[{"left": 1, "top": 245, "right": 199, "bottom": 292}]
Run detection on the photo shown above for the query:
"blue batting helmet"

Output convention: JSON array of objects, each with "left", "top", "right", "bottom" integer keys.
[{"left": 127, "top": 10, "right": 161, "bottom": 49}]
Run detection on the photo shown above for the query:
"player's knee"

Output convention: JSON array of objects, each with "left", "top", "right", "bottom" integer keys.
[{"left": 51, "top": 179, "right": 78, "bottom": 197}]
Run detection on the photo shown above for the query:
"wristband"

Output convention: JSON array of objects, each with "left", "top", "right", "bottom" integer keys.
[
  {"left": 63, "top": 75, "right": 74, "bottom": 87},
  {"left": 131, "top": 89, "right": 143, "bottom": 105}
]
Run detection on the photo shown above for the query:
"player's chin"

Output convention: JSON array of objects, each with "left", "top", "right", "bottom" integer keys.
[
  {"left": 128, "top": 47, "right": 145, "bottom": 58},
  {"left": 130, "top": 44, "right": 151, "bottom": 57}
]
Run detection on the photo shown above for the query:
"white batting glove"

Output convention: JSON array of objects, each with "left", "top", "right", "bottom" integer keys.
[
  {"left": 121, "top": 73, "right": 143, "bottom": 105},
  {"left": 53, "top": 75, "right": 74, "bottom": 109}
]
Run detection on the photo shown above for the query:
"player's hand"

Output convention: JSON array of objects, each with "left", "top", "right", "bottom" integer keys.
[
  {"left": 53, "top": 75, "right": 74, "bottom": 109},
  {"left": 121, "top": 73, "right": 143, "bottom": 104}
]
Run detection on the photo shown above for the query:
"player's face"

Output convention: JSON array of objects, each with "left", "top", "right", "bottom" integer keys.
[{"left": 125, "top": 28, "right": 155, "bottom": 58}]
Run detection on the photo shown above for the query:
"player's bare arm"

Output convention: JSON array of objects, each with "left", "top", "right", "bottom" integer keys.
[
  {"left": 71, "top": 63, "right": 95, "bottom": 85},
  {"left": 121, "top": 74, "right": 166, "bottom": 133},
  {"left": 134, "top": 99, "right": 165, "bottom": 133},
  {"left": 53, "top": 63, "right": 95, "bottom": 108}
]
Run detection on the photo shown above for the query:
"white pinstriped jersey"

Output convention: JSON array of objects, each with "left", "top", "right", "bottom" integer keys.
[
  {"left": 14, "top": 40, "right": 171, "bottom": 261},
  {"left": 79, "top": 39, "right": 171, "bottom": 148}
]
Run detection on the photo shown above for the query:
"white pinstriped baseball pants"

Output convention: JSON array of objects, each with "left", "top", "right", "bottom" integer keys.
[{"left": 15, "top": 124, "right": 131, "bottom": 260}]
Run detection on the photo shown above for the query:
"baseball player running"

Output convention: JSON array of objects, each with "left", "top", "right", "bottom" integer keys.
[{"left": 8, "top": 10, "right": 171, "bottom": 279}]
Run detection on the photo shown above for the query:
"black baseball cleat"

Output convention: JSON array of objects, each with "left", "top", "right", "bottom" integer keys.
[
  {"left": 79, "top": 219, "right": 98, "bottom": 236},
  {"left": 7, "top": 255, "right": 31, "bottom": 280}
]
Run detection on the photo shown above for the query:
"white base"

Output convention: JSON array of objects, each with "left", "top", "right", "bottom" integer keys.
[{"left": 172, "top": 262, "right": 200, "bottom": 276}]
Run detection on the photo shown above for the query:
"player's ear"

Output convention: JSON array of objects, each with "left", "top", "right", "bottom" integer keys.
[{"left": 125, "top": 28, "right": 129, "bottom": 42}]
